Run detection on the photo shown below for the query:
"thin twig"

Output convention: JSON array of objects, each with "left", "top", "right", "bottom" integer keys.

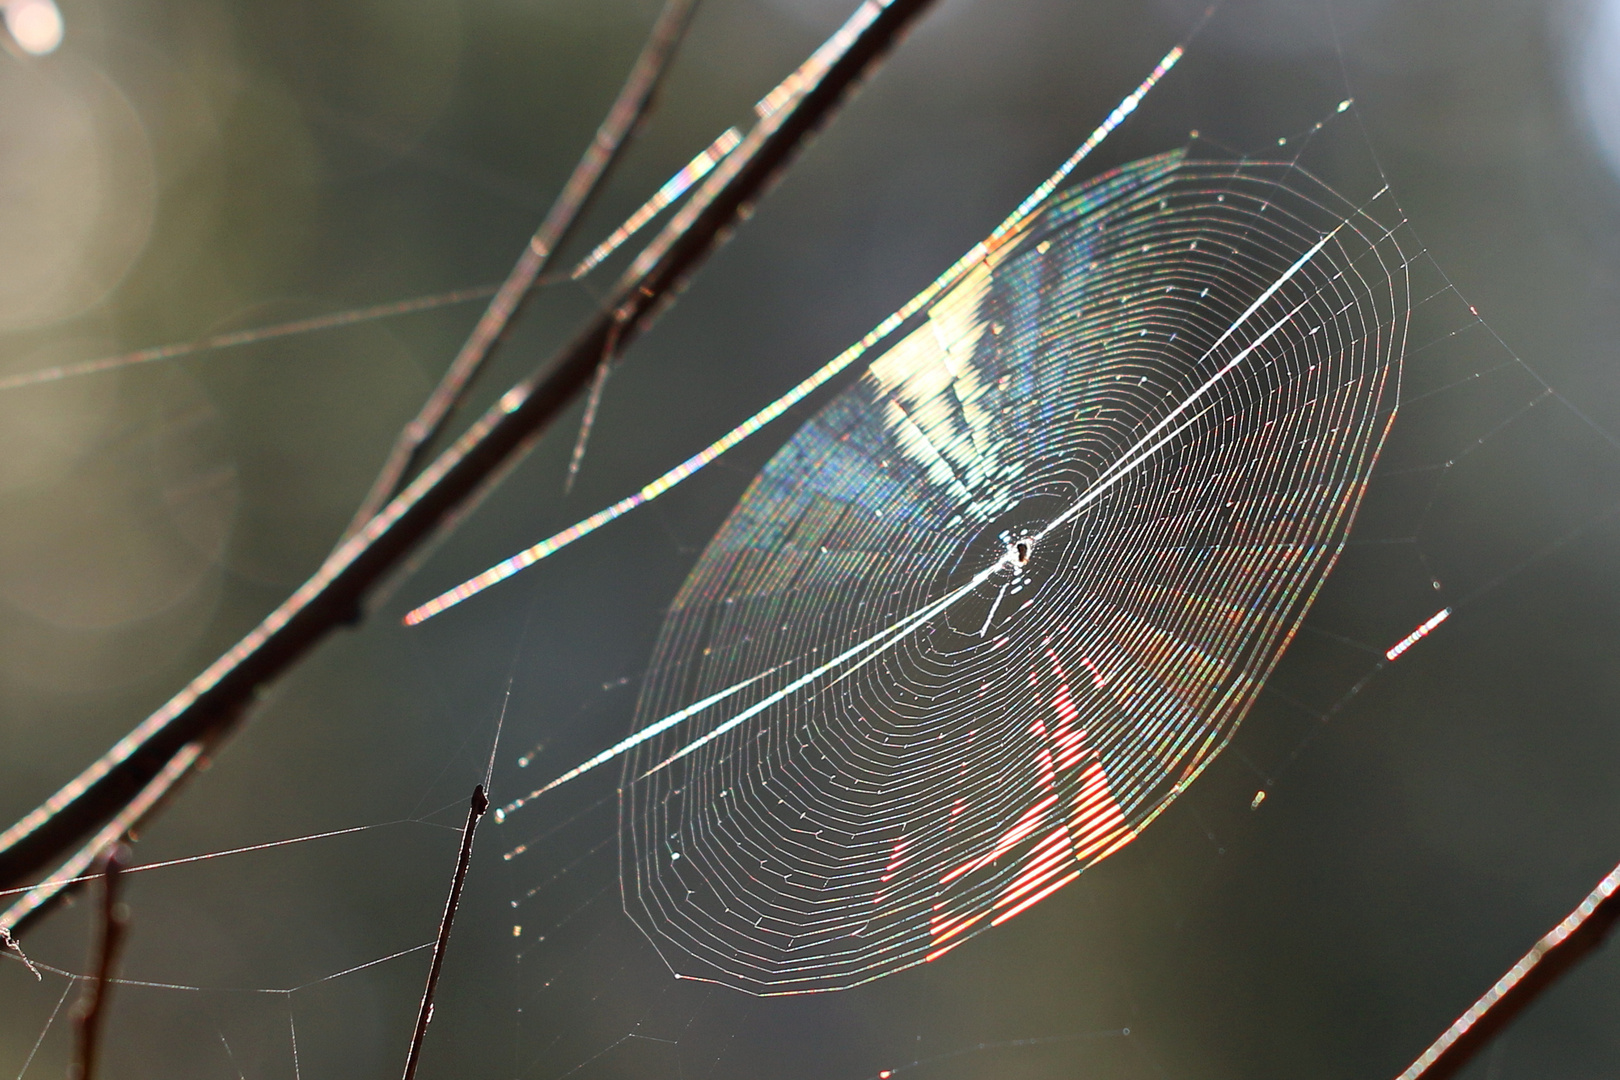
[
  {"left": 564, "top": 319, "right": 624, "bottom": 493},
  {"left": 401, "top": 785, "right": 488, "bottom": 1080},
  {"left": 344, "top": 0, "right": 701, "bottom": 541},
  {"left": 70, "top": 846, "right": 129, "bottom": 1080},
  {"left": 0, "top": 0, "right": 939, "bottom": 907},
  {"left": 1395, "top": 857, "right": 1620, "bottom": 1080}
]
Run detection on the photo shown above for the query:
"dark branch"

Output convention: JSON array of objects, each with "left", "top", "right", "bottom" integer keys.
[
  {"left": 1396, "top": 858, "right": 1620, "bottom": 1080},
  {"left": 1, "top": 743, "right": 205, "bottom": 937},
  {"left": 69, "top": 846, "right": 129, "bottom": 1080},
  {"left": 401, "top": 785, "right": 488, "bottom": 1080},
  {"left": 0, "top": 0, "right": 939, "bottom": 906},
  {"left": 344, "top": 0, "right": 701, "bottom": 539}
]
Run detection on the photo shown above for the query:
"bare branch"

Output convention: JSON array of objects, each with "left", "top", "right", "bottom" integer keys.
[
  {"left": 344, "top": 0, "right": 702, "bottom": 538},
  {"left": 0, "top": 0, "right": 939, "bottom": 911},
  {"left": 1, "top": 744, "right": 204, "bottom": 938},
  {"left": 401, "top": 785, "right": 488, "bottom": 1080},
  {"left": 69, "top": 846, "right": 130, "bottom": 1080}
]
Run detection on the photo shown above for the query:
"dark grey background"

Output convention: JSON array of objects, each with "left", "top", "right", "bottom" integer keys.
[{"left": 3, "top": 0, "right": 1620, "bottom": 1078}]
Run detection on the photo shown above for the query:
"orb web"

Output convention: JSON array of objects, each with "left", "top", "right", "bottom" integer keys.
[{"left": 619, "top": 149, "right": 1410, "bottom": 993}]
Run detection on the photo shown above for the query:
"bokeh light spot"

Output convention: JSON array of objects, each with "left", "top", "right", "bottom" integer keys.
[
  {"left": 1573, "top": 0, "right": 1620, "bottom": 182},
  {"left": 3, "top": 0, "right": 62, "bottom": 55}
]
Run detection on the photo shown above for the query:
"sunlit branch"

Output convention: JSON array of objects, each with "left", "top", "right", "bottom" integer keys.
[
  {"left": 343, "top": 0, "right": 702, "bottom": 540},
  {"left": 1, "top": 742, "right": 203, "bottom": 939},
  {"left": 0, "top": 0, "right": 941, "bottom": 916},
  {"left": 401, "top": 37, "right": 1194, "bottom": 625}
]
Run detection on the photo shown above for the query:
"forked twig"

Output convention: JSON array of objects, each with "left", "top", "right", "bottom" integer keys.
[
  {"left": 69, "top": 847, "right": 130, "bottom": 1080},
  {"left": 1396, "top": 857, "right": 1620, "bottom": 1080},
  {"left": 401, "top": 785, "right": 488, "bottom": 1080},
  {"left": 344, "top": 0, "right": 701, "bottom": 539}
]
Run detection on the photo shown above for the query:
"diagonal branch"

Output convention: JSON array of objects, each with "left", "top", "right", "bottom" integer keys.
[
  {"left": 0, "top": 0, "right": 939, "bottom": 912},
  {"left": 400, "top": 785, "right": 488, "bottom": 1080},
  {"left": 1, "top": 743, "right": 205, "bottom": 938},
  {"left": 344, "top": 0, "right": 701, "bottom": 539}
]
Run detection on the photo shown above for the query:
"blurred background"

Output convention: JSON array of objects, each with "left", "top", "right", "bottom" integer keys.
[{"left": 3, "top": 0, "right": 1620, "bottom": 1077}]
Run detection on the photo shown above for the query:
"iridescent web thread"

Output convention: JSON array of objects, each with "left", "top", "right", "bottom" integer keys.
[
  {"left": 402, "top": 43, "right": 1187, "bottom": 627},
  {"left": 507, "top": 149, "right": 1411, "bottom": 993}
]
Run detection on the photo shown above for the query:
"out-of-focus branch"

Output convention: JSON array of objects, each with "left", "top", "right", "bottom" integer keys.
[
  {"left": 343, "top": 0, "right": 701, "bottom": 539},
  {"left": 68, "top": 846, "right": 130, "bottom": 1080},
  {"left": 0, "top": 0, "right": 939, "bottom": 916}
]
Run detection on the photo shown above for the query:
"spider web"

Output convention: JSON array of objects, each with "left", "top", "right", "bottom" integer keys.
[
  {"left": 5, "top": 2, "right": 1620, "bottom": 1078},
  {"left": 611, "top": 148, "right": 1408, "bottom": 992}
]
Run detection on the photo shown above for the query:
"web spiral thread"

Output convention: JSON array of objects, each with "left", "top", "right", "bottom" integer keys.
[{"left": 617, "top": 150, "right": 1410, "bottom": 994}]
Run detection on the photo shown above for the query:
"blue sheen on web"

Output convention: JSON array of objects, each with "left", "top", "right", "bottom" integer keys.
[{"left": 609, "top": 151, "right": 1409, "bottom": 993}]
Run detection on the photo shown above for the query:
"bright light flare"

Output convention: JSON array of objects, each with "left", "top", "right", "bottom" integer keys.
[
  {"left": 4, "top": 0, "right": 63, "bottom": 55},
  {"left": 1385, "top": 607, "right": 1452, "bottom": 662}
]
